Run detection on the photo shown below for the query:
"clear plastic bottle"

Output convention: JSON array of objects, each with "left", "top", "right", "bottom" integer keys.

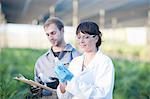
[{"left": 54, "top": 57, "right": 73, "bottom": 82}]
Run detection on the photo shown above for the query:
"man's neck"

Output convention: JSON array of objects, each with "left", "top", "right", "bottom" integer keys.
[{"left": 52, "top": 41, "right": 66, "bottom": 52}]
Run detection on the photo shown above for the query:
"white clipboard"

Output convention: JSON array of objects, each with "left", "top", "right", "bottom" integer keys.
[{"left": 14, "top": 74, "right": 56, "bottom": 92}]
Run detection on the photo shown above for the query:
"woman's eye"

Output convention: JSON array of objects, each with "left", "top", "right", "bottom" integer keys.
[
  {"left": 85, "top": 36, "right": 89, "bottom": 39},
  {"left": 77, "top": 36, "right": 81, "bottom": 39}
]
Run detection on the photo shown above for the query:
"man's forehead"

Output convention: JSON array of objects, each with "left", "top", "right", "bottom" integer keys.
[
  {"left": 46, "top": 23, "right": 57, "bottom": 29},
  {"left": 45, "top": 29, "right": 57, "bottom": 34},
  {"left": 45, "top": 24, "right": 58, "bottom": 32}
]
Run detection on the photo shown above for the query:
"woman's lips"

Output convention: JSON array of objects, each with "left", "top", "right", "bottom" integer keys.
[{"left": 80, "top": 44, "right": 86, "bottom": 48}]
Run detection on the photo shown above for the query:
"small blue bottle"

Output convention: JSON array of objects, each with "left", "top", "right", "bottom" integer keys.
[{"left": 54, "top": 58, "right": 73, "bottom": 82}]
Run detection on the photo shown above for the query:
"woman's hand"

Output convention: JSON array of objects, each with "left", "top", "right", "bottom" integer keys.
[{"left": 59, "top": 82, "right": 67, "bottom": 93}]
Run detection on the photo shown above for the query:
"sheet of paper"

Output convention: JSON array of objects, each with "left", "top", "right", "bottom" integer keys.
[{"left": 14, "top": 74, "right": 56, "bottom": 92}]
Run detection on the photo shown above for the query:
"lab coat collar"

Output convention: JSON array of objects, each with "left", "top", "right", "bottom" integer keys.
[{"left": 81, "top": 49, "right": 102, "bottom": 74}]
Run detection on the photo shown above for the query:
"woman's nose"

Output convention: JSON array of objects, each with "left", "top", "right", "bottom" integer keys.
[{"left": 78, "top": 38, "right": 85, "bottom": 43}]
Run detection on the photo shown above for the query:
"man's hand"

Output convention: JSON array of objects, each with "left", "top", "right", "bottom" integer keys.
[
  {"left": 46, "top": 77, "right": 59, "bottom": 89},
  {"left": 30, "top": 86, "right": 42, "bottom": 98},
  {"left": 30, "top": 81, "right": 44, "bottom": 98}
]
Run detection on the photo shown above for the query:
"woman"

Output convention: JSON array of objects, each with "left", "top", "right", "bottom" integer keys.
[{"left": 57, "top": 21, "right": 115, "bottom": 99}]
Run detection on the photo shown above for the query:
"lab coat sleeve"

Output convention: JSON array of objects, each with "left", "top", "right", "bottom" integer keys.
[{"left": 66, "top": 59, "right": 114, "bottom": 98}]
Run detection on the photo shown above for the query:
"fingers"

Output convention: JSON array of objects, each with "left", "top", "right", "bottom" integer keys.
[
  {"left": 51, "top": 77, "right": 59, "bottom": 82},
  {"left": 59, "top": 82, "right": 67, "bottom": 93},
  {"left": 46, "top": 79, "right": 59, "bottom": 89},
  {"left": 30, "top": 86, "right": 42, "bottom": 97}
]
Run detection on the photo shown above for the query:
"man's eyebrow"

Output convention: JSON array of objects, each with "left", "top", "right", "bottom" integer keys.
[{"left": 46, "top": 31, "right": 56, "bottom": 33}]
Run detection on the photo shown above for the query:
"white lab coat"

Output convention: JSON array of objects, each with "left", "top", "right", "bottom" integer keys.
[{"left": 57, "top": 50, "right": 115, "bottom": 99}]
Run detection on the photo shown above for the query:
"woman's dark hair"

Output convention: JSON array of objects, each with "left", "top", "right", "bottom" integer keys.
[{"left": 76, "top": 21, "right": 102, "bottom": 47}]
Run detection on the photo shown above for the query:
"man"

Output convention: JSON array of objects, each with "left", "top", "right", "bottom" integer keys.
[{"left": 30, "top": 17, "right": 80, "bottom": 99}]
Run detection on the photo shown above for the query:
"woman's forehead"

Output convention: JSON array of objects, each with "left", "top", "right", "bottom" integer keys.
[{"left": 77, "top": 31, "right": 89, "bottom": 35}]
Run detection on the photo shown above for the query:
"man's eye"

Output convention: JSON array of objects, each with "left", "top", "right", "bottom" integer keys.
[{"left": 51, "top": 31, "right": 56, "bottom": 35}]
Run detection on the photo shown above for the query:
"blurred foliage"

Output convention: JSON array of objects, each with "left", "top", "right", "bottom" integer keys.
[
  {"left": 0, "top": 48, "right": 46, "bottom": 99},
  {"left": 113, "top": 59, "right": 150, "bottom": 99},
  {"left": 102, "top": 42, "right": 149, "bottom": 61},
  {"left": 0, "top": 48, "right": 150, "bottom": 99}
]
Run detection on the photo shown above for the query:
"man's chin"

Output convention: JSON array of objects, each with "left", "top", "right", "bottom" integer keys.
[
  {"left": 51, "top": 44, "right": 57, "bottom": 47},
  {"left": 52, "top": 43, "right": 58, "bottom": 47},
  {"left": 50, "top": 41, "right": 57, "bottom": 46}
]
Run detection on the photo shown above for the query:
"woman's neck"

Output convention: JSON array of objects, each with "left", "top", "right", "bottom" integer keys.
[
  {"left": 84, "top": 52, "right": 96, "bottom": 58},
  {"left": 83, "top": 50, "right": 97, "bottom": 67},
  {"left": 84, "top": 48, "right": 97, "bottom": 57}
]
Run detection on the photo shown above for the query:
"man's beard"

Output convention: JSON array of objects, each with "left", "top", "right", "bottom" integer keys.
[{"left": 52, "top": 40, "right": 62, "bottom": 47}]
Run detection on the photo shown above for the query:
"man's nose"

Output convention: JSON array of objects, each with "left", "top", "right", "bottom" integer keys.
[{"left": 48, "top": 34, "right": 54, "bottom": 38}]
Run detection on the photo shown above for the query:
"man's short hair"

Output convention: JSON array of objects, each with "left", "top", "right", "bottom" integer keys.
[{"left": 44, "top": 17, "right": 64, "bottom": 31}]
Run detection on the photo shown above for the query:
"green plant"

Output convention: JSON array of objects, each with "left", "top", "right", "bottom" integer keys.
[{"left": 0, "top": 48, "right": 150, "bottom": 99}]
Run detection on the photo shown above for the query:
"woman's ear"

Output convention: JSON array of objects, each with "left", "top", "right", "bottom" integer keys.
[{"left": 95, "top": 35, "right": 99, "bottom": 43}]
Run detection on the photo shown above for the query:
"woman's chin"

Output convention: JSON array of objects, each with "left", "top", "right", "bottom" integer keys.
[{"left": 81, "top": 48, "right": 88, "bottom": 52}]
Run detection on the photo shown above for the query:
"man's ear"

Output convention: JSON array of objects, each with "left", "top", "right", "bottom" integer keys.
[{"left": 61, "top": 28, "right": 64, "bottom": 33}]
